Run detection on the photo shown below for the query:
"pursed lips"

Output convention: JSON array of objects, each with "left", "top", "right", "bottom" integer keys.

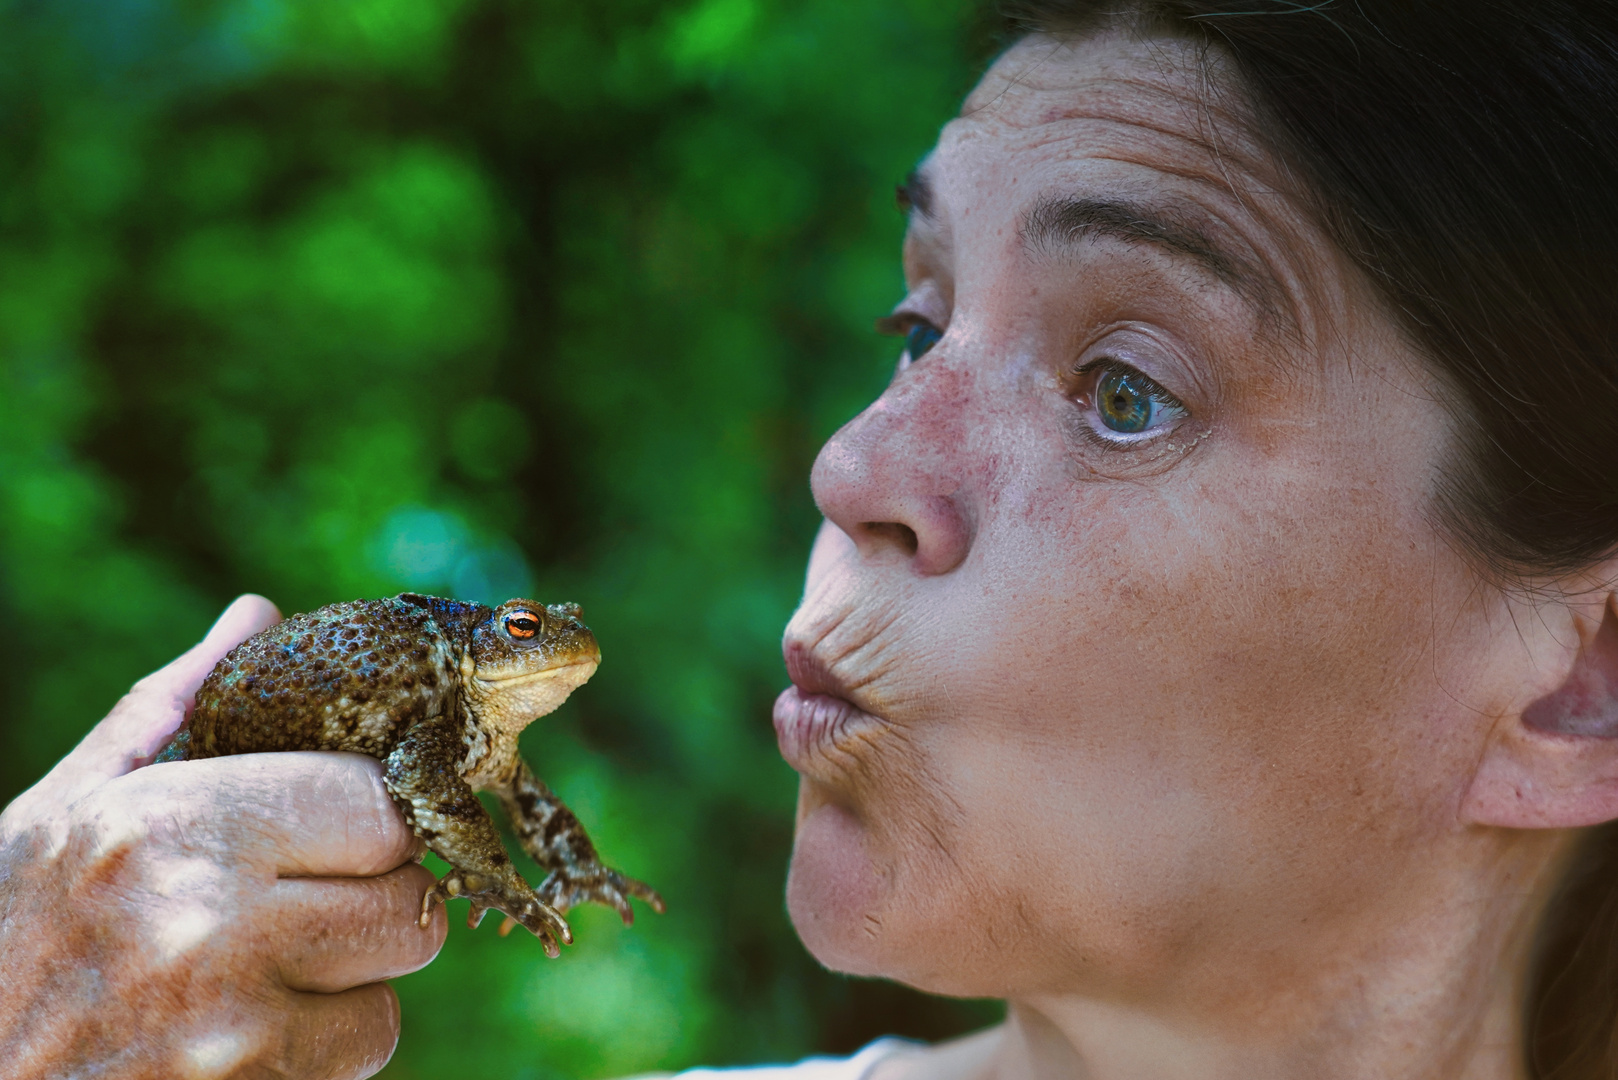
[{"left": 773, "top": 641, "right": 887, "bottom": 771}]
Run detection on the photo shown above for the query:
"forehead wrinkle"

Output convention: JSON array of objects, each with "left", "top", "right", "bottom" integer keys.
[
  {"left": 1027, "top": 108, "right": 1273, "bottom": 186},
  {"left": 1005, "top": 84, "right": 1276, "bottom": 194},
  {"left": 941, "top": 51, "right": 1343, "bottom": 353},
  {"left": 975, "top": 42, "right": 1343, "bottom": 358},
  {"left": 982, "top": 101, "right": 1308, "bottom": 341},
  {"left": 968, "top": 47, "right": 1258, "bottom": 148}
]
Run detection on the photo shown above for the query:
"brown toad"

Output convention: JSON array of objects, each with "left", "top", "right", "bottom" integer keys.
[{"left": 156, "top": 592, "right": 663, "bottom": 957}]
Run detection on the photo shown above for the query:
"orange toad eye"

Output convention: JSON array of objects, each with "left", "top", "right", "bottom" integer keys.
[{"left": 504, "top": 611, "right": 544, "bottom": 639}]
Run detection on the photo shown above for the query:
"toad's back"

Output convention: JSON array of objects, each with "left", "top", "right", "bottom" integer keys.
[{"left": 186, "top": 596, "right": 464, "bottom": 759}]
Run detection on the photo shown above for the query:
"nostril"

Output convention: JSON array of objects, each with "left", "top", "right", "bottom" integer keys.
[{"left": 860, "top": 522, "right": 919, "bottom": 557}]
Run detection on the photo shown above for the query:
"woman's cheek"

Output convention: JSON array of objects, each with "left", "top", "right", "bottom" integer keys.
[{"left": 785, "top": 797, "right": 885, "bottom": 976}]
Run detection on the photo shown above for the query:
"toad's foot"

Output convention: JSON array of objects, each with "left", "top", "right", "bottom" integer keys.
[
  {"left": 538, "top": 864, "right": 666, "bottom": 925},
  {"left": 420, "top": 867, "right": 572, "bottom": 959},
  {"left": 494, "top": 758, "right": 667, "bottom": 930}
]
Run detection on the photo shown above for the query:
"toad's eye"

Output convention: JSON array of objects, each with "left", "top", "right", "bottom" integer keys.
[
  {"left": 904, "top": 321, "right": 943, "bottom": 363},
  {"left": 505, "top": 611, "right": 544, "bottom": 639},
  {"left": 1092, "top": 365, "right": 1186, "bottom": 435}
]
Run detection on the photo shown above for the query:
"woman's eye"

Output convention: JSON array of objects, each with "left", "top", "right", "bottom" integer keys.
[
  {"left": 904, "top": 321, "right": 942, "bottom": 363},
  {"left": 1091, "top": 365, "right": 1186, "bottom": 435}
]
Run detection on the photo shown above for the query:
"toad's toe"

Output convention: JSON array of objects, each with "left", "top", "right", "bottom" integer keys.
[
  {"left": 503, "top": 897, "right": 570, "bottom": 958},
  {"left": 540, "top": 867, "right": 665, "bottom": 925}
]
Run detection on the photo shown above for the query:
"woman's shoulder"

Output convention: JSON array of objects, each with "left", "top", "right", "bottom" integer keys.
[
  {"left": 655, "top": 1038, "right": 917, "bottom": 1080},
  {"left": 632, "top": 1027, "right": 1001, "bottom": 1080}
]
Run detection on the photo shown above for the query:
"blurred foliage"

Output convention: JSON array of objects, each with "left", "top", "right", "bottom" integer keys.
[{"left": 0, "top": 0, "right": 1006, "bottom": 1074}]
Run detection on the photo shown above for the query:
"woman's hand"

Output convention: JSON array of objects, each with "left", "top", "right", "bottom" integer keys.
[{"left": 0, "top": 596, "right": 447, "bottom": 1080}]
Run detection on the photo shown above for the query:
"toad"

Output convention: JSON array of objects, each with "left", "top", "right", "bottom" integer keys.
[{"left": 156, "top": 592, "right": 663, "bottom": 957}]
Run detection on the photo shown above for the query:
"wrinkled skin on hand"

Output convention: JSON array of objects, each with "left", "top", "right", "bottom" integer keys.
[{"left": 0, "top": 596, "right": 447, "bottom": 1080}]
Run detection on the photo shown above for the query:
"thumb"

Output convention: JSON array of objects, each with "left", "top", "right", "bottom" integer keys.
[{"left": 25, "top": 594, "right": 282, "bottom": 813}]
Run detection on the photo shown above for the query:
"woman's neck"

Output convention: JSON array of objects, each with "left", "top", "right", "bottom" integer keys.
[
  {"left": 883, "top": 831, "right": 1567, "bottom": 1080},
  {"left": 989, "top": 980, "right": 1524, "bottom": 1080}
]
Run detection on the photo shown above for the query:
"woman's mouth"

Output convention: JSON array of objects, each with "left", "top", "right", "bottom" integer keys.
[{"left": 773, "top": 685, "right": 884, "bottom": 769}]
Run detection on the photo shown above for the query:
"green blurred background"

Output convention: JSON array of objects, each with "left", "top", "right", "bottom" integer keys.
[{"left": 0, "top": 0, "right": 1006, "bottom": 1074}]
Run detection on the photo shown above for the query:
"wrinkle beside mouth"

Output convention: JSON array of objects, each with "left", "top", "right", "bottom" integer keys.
[
  {"left": 783, "top": 569, "right": 912, "bottom": 715},
  {"left": 782, "top": 602, "right": 906, "bottom": 714}
]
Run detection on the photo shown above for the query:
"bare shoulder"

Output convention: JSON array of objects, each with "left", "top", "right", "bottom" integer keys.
[{"left": 869, "top": 1027, "right": 1002, "bottom": 1080}]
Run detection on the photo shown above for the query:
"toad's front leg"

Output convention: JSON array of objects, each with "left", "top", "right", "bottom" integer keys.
[
  {"left": 495, "top": 757, "right": 665, "bottom": 925},
  {"left": 382, "top": 714, "right": 572, "bottom": 957}
]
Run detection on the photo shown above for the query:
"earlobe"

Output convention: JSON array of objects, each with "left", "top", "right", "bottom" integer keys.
[{"left": 1464, "top": 596, "right": 1618, "bottom": 829}]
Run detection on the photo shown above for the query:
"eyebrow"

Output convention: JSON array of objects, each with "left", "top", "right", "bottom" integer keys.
[{"left": 1019, "top": 195, "right": 1287, "bottom": 326}]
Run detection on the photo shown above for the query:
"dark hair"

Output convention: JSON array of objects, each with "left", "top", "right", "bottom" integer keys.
[{"left": 996, "top": 1, "right": 1618, "bottom": 1075}]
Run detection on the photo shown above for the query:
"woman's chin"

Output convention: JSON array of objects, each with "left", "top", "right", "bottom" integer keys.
[{"left": 785, "top": 799, "right": 888, "bottom": 977}]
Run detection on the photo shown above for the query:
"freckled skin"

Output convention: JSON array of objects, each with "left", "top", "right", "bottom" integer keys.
[{"left": 159, "top": 593, "right": 663, "bottom": 956}]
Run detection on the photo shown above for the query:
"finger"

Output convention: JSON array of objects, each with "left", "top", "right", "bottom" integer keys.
[
  {"left": 126, "top": 593, "right": 284, "bottom": 756},
  {"left": 141, "top": 593, "right": 284, "bottom": 704},
  {"left": 113, "top": 751, "right": 421, "bottom": 878},
  {"left": 72, "top": 596, "right": 282, "bottom": 778},
  {"left": 272, "top": 865, "right": 447, "bottom": 993},
  {"left": 7, "top": 596, "right": 283, "bottom": 826},
  {"left": 274, "top": 982, "right": 401, "bottom": 1080}
]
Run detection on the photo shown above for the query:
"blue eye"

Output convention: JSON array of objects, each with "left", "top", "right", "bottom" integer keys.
[
  {"left": 1094, "top": 366, "right": 1184, "bottom": 434},
  {"left": 904, "top": 322, "right": 942, "bottom": 363}
]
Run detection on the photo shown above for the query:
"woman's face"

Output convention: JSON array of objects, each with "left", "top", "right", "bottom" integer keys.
[{"left": 775, "top": 33, "right": 1548, "bottom": 1007}]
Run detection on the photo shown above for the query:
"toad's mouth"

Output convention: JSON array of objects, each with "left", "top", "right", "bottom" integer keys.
[{"left": 476, "top": 657, "right": 600, "bottom": 686}]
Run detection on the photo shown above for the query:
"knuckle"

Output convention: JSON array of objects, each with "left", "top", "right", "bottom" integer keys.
[
  {"left": 162, "top": 991, "right": 299, "bottom": 1080},
  {"left": 122, "top": 668, "right": 185, "bottom": 714},
  {"left": 79, "top": 773, "right": 210, "bottom": 860},
  {"left": 171, "top": 1029, "right": 261, "bottom": 1079},
  {"left": 58, "top": 793, "right": 158, "bottom": 886}
]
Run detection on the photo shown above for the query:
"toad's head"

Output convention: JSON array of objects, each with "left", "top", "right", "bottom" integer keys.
[{"left": 465, "top": 599, "right": 600, "bottom": 734}]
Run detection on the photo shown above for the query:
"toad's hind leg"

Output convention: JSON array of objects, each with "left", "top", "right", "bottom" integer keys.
[
  {"left": 382, "top": 714, "right": 571, "bottom": 957},
  {"left": 495, "top": 757, "right": 665, "bottom": 926}
]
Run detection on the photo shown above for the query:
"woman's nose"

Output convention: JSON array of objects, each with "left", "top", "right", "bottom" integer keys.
[{"left": 809, "top": 361, "right": 974, "bottom": 576}]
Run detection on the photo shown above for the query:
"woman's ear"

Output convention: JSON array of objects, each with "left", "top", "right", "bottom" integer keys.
[
  {"left": 1464, "top": 593, "right": 1618, "bottom": 829},
  {"left": 1523, "top": 599, "right": 1618, "bottom": 737}
]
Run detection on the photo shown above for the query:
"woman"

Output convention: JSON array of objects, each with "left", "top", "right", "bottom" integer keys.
[{"left": 4, "top": 1, "right": 1618, "bottom": 1077}]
